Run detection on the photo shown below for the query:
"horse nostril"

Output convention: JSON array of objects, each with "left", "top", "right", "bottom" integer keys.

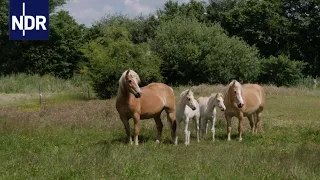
[{"left": 135, "top": 92, "right": 141, "bottom": 98}]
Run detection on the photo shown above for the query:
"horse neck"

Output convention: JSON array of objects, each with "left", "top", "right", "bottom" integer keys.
[
  {"left": 207, "top": 96, "right": 216, "bottom": 113},
  {"left": 177, "top": 98, "right": 188, "bottom": 113},
  {"left": 116, "top": 83, "right": 131, "bottom": 102}
]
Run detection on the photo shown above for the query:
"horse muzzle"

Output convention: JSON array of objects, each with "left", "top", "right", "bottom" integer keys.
[
  {"left": 134, "top": 92, "right": 142, "bottom": 98},
  {"left": 237, "top": 103, "right": 244, "bottom": 108},
  {"left": 191, "top": 106, "right": 196, "bottom": 110},
  {"left": 220, "top": 108, "right": 225, "bottom": 111}
]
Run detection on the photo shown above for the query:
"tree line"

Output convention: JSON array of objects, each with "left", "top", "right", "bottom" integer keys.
[{"left": 0, "top": 0, "right": 318, "bottom": 98}]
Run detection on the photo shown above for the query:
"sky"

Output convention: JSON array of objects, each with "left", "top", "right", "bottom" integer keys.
[{"left": 58, "top": 0, "right": 197, "bottom": 27}]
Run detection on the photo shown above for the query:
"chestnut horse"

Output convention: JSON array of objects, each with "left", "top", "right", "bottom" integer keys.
[
  {"left": 224, "top": 80, "right": 265, "bottom": 142},
  {"left": 115, "top": 69, "right": 177, "bottom": 145}
]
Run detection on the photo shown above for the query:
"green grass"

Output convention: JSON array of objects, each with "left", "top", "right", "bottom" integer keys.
[
  {"left": 0, "top": 73, "right": 95, "bottom": 107},
  {"left": 0, "top": 73, "right": 92, "bottom": 94},
  {"left": 0, "top": 85, "right": 320, "bottom": 179}
]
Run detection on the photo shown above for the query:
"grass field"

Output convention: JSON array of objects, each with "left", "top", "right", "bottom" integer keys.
[{"left": 0, "top": 84, "right": 320, "bottom": 179}]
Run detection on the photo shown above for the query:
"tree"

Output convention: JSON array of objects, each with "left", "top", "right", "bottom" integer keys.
[
  {"left": 259, "top": 55, "right": 306, "bottom": 86},
  {"left": 151, "top": 16, "right": 260, "bottom": 85},
  {"left": 207, "top": 0, "right": 320, "bottom": 77},
  {"left": 81, "top": 26, "right": 162, "bottom": 98},
  {"left": 157, "top": 0, "right": 208, "bottom": 23},
  {"left": 22, "top": 10, "right": 87, "bottom": 78},
  {"left": 0, "top": 0, "right": 71, "bottom": 76}
]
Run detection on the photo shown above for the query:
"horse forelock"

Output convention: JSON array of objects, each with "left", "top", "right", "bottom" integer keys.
[
  {"left": 215, "top": 92, "right": 223, "bottom": 99},
  {"left": 227, "top": 80, "right": 241, "bottom": 92},
  {"left": 117, "top": 70, "right": 141, "bottom": 98}
]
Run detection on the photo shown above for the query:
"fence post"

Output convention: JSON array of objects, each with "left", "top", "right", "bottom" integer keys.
[
  {"left": 313, "top": 78, "right": 317, "bottom": 90},
  {"left": 87, "top": 85, "right": 90, "bottom": 100},
  {"left": 39, "top": 85, "right": 42, "bottom": 105}
]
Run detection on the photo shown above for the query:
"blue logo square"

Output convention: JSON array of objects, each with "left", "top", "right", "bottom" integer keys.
[{"left": 9, "top": 0, "right": 49, "bottom": 40}]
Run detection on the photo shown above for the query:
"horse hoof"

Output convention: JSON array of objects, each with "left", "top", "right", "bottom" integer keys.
[{"left": 156, "top": 140, "right": 160, "bottom": 143}]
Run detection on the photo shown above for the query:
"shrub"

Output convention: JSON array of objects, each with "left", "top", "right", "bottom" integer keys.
[
  {"left": 151, "top": 16, "right": 260, "bottom": 85},
  {"left": 81, "top": 26, "right": 162, "bottom": 99},
  {"left": 259, "top": 55, "right": 306, "bottom": 86}
]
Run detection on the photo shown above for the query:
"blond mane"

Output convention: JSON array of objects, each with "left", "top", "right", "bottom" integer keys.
[
  {"left": 179, "top": 89, "right": 193, "bottom": 98},
  {"left": 117, "top": 69, "right": 141, "bottom": 98}
]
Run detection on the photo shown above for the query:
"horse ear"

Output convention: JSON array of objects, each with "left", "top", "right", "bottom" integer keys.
[
  {"left": 125, "top": 69, "right": 130, "bottom": 78},
  {"left": 187, "top": 89, "right": 190, "bottom": 94}
]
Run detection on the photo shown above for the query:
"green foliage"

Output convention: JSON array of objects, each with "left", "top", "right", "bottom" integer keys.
[
  {"left": 208, "top": 0, "right": 292, "bottom": 58},
  {"left": 28, "top": 10, "right": 87, "bottom": 78},
  {"left": 207, "top": 0, "right": 320, "bottom": 77},
  {"left": 151, "top": 16, "right": 260, "bottom": 84},
  {"left": 259, "top": 55, "right": 306, "bottom": 86},
  {"left": 0, "top": 1, "right": 83, "bottom": 78},
  {"left": 87, "top": 14, "right": 159, "bottom": 44},
  {"left": 81, "top": 26, "right": 162, "bottom": 98},
  {"left": 158, "top": 0, "right": 208, "bottom": 23}
]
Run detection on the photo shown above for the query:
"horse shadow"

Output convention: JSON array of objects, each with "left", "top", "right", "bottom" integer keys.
[{"left": 110, "top": 135, "right": 174, "bottom": 145}]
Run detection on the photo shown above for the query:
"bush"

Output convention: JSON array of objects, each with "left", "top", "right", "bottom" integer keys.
[
  {"left": 151, "top": 16, "right": 261, "bottom": 85},
  {"left": 81, "top": 26, "right": 162, "bottom": 99},
  {"left": 259, "top": 55, "right": 306, "bottom": 86}
]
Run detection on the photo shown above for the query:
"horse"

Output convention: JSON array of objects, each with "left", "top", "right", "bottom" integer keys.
[
  {"left": 175, "top": 89, "right": 200, "bottom": 145},
  {"left": 224, "top": 80, "right": 266, "bottom": 142},
  {"left": 115, "top": 69, "right": 177, "bottom": 145},
  {"left": 198, "top": 92, "right": 226, "bottom": 141}
]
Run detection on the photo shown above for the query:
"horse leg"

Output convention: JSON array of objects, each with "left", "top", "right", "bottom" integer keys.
[
  {"left": 184, "top": 117, "right": 190, "bottom": 145},
  {"left": 225, "top": 113, "right": 232, "bottom": 141},
  {"left": 132, "top": 113, "right": 140, "bottom": 146},
  {"left": 165, "top": 108, "right": 177, "bottom": 145},
  {"left": 255, "top": 112, "right": 263, "bottom": 133},
  {"left": 206, "top": 119, "right": 209, "bottom": 135},
  {"left": 154, "top": 115, "right": 163, "bottom": 143},
  {"left": 237, "top": 114, "right": 244, "bottom": 142},
  {"left": 120, "top": 116, "right": 132, "bottom": 145},
  {"left": 211, "top": 115, "right": 216, "bottom": 141},
  {"left": 248, "top": 114, "right": 255, "bottom": 134},
  {"left": 195, "top": 117, "right": 200, "bottom": 142}
]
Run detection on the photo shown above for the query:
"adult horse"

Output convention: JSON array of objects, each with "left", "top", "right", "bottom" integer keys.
[
  {"left": 115, "top": 69, "right": 177, "bottom": 145},
  {"left": 224, "top": 80, "right": 265, "bottom": 142}
]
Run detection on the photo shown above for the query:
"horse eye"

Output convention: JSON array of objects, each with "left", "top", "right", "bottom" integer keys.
[
  {"left": 217, "top": 100, "right": 220, "bottom": 103},
  {"left": 128, "top": 80, "right": 132, "bottom": 83},
  {"left": 234, "top": 91, "right": 237, "bottom": 94},
  {"left": 187, "top": 97, "right": 191, "bottom": 100}
]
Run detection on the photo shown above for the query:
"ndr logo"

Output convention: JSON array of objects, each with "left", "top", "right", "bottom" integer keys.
[{"left": 9, "top": 0, "right": 49, "bottom": 40}]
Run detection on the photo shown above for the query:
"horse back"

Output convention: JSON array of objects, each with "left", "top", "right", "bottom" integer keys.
[
  {"left": 242, "top": 84, "right": 265, "bottom": 112},
  {"left": 140, "top": 83, "right": 175, "bottom": 114}
]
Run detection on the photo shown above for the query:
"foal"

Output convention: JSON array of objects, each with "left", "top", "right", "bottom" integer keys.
[
  {"left": 175, "top": 89, "right": 200, "bottom": 145},
  {"left": 198, "top": 93, "right": 226, "bottom": 141}
]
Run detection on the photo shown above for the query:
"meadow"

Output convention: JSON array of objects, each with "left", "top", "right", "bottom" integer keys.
[{"left": 0, "top": 76, "right": 320, "bottom": 179}]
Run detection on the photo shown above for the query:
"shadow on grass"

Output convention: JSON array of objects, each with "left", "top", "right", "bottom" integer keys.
[{"left": 109, "top": 135, "right": 175, "bottom": 145}]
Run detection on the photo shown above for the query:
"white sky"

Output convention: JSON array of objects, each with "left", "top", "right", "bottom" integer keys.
[{"left": 59, "top": 0, "right": 207, "bottom": 26}]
